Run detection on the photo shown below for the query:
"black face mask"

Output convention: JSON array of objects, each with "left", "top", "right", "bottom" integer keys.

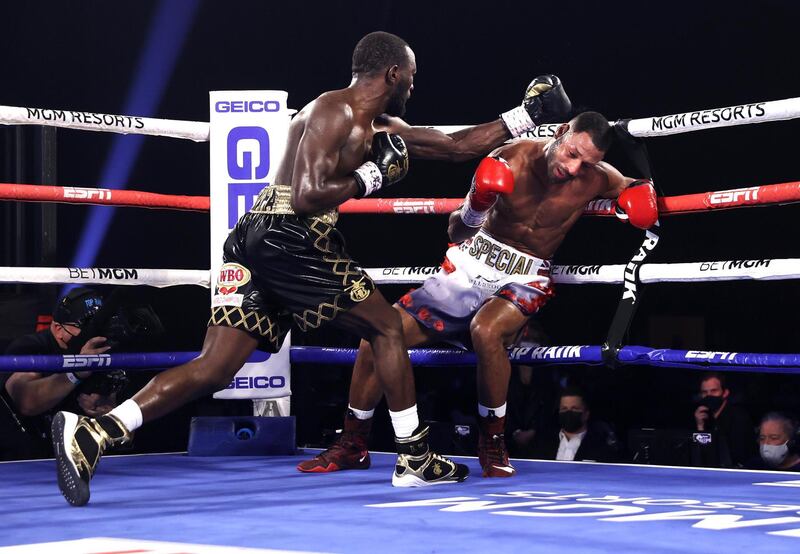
[
  {"left": 559, "top": 410, "right": 584, "bottom": 433},
  {"left": 701, "top": 395, "right": 724, "bottom": 413}
]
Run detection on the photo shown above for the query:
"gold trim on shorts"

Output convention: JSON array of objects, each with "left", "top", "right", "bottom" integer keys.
[
  {"left": 291, "top": 219, "right": 374, "bottom": 332},
  {"left": 211, "top": 190, "right": 372, "bottom": 338},
  {"left": 208, "top": 305, "right": 285, "bottom": 351},
  {"left": 251, "top": 184, "right": 338, "bottom": 226}
]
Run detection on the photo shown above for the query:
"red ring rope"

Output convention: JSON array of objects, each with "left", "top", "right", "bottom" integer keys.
[
  {"left": 1, "top": 181, "right": 798, "bottom": 215},
  {"left": 0, "top": 183, "right": 209, "bottom": 211}
]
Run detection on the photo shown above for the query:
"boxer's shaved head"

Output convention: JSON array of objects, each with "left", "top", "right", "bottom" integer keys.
[{"left": 352, "top": 31, "right": 411, "bottom": 76}]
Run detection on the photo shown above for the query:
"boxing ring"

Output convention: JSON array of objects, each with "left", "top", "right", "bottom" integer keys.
[
  {"left": 3, "top": 453, "right": 800, "bottom": 553},
  {"left": 1, "top": 95, "right": 800, "bottom": 552}
]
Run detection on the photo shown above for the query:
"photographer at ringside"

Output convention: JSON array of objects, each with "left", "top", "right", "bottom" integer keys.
[{"left": 0, "top": 287, "right": 161, "bottom": 460}]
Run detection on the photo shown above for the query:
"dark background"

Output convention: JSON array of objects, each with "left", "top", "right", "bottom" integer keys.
[{"left": 1, "top": 0, "right": 799, "bottom": 457}]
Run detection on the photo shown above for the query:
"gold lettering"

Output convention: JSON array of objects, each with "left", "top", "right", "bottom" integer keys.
[
  {"left": 468, "top": 236, "right": 482, "bottom": 256},
  {"left": 506, "top": 253, "right": 518, "bottom": 274},
  {"left": 486, "top": 244, "right": 501, "bottom": 267},
  {"left": 478, "top": 238, "right": 492, "bottom": 258},
  {"left": 510, "top": 257, "right": 526, "bottom": 275},
  {"left": 495, "top": 249, "right": 511, "bottom": 272}
]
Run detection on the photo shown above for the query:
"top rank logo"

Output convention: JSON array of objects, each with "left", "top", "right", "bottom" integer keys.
[{"left": 217, "top": 263, "right": 251, "bottom": 295}]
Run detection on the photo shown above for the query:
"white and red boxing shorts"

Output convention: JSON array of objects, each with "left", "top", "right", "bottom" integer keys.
[{"left": 397, "top": 229, "right": 553, "bottom": 340}]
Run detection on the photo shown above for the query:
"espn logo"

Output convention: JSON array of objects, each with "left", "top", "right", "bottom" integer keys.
[
  {"left": 63, "top": 354, "right": 112, "bottom": 368},
  {"left": 707, "top": 187, "right": 759, "bottom": 205},
  {"left": 393, "top": 201, "right": 436, "bottom": 214},
  {"left": 684, "top": 351, "right": 738, "bottom": 361},
  {"left": 63, "top": 187, "right": 112, "bottom": 200}
]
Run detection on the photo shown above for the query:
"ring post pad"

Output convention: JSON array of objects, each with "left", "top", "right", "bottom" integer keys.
[{"left": 187, "top": 416, "right": 295, "bottom": 456}]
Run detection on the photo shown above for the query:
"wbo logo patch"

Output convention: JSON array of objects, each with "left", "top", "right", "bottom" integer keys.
[{"left": 216, "top": 263, "right": 251, "bottom": 295}]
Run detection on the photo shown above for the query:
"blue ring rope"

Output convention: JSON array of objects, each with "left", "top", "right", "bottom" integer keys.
[{"left": 0, "top": 345, "right": 798, "bottom": 374}]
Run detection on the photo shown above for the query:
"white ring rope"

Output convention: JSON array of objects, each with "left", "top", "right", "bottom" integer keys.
[
  {"left": 0, "top": 267, "right": 209, "bottom": 287},
  {"left": 2, "top": 259, "right": 798, "bottom": 288},
  {"left": 1, "top": 96, "right": 798, "bottom": 141},
  {"left": 0, "top": 105, "right": 210, "bottom": 142},
  {"left": 371, "top": 259, "right": 800, "bottom": 284}
]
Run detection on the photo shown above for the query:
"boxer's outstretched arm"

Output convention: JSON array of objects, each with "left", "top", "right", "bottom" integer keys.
[
  {"left": 377, "top": 115, "right": 510, "bottom": 162},
  {"left": 597, "top": 162, "right": 635, "bottom": 199},
  {"left": 291, "top": 100, "right": 360, "bottom": 214}
]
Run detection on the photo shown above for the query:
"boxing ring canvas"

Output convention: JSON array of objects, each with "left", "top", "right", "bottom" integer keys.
[{"left": 2, "top": 452, "right": 799, "bottom": 553}]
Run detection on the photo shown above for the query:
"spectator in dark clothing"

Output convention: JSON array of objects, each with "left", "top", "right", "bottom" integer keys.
[
  {"left": 505, "top": 320, "right": 557, "bottom": 458},
  {"left": 0, "top": 288, "right": 124, "bottom": 460},
  {"left": 746, "top": 412, "right": 800, "bottom": 471},
  {"left": 506, "top": 365, "right": 558, "bottom": 458},
  {"left": 532, "top": 386, "right": 621, "bottom": 463},
  {"left": 690, "top": 372, "right": 756, "bottom": 468}
]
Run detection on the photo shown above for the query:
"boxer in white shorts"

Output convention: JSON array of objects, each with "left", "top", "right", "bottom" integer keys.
[
  {"left": 397, "top": 228, "right": 553, "bottom": 344},
  {"left": 299, "top": 111, "right": 659, "bottom": 478}
]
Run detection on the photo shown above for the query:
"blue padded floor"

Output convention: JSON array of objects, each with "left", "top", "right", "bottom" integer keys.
[{"left": 2, "top": 451, "right": 800, "bottom": 553}]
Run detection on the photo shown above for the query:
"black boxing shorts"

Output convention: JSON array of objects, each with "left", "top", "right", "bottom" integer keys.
[{"left": 209, "top": 185, "right": 375, "bottom": 352}]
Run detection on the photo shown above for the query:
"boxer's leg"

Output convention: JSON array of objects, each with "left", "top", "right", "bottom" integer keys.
[
  {"left": 332, "top": 291, "right": 416, "bottom": 412},
  {"left": 326, "top": 291, "right": 468, "bottom": 486},
  {"left": 349, "top": 307, "right": 437, "bottom": 410},
  {"left": 133, "top": 326, "right": 258, "bottom": 421},
  {"left": 297, "top": 307, "right": 436, "bottom": 473},
  {"left": 53, "top": 211, "right": 288, "bottom": 506},
  {"left": 52, "top": 325, "right": 264, "bottom": 506},
  {"left": 274, "top": 215, "right": 468, "bottom": 485},
  {"left": 471, "top": 298, "right": 529, "bottom": 410},
  {"left": 470, "top": 296, "right": 529, "bottom": 478}
]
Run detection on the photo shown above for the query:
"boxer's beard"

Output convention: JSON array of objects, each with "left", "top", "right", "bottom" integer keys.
[{"left": 386, "top": 83, "right": 409, "bottom": 117}]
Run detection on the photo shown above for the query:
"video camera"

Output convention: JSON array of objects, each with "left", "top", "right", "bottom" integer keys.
[
  {"left": 76, "top": 369, "right": 129, "bottom": 397},
  {"left": 66, "top": 288, "right": 165, "bottom": 354}
]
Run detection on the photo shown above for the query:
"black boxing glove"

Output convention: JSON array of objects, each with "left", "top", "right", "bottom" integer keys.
[
  {"left": 501, "top": 75, "right": 572, "bottom": 137},
  {"left": 353, "top": 131, "right": 409, "bottom": 198}
]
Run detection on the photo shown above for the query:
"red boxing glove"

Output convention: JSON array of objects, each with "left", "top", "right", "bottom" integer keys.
[
  {"left": 615, "top": 179, "right": 658, "bottom": 229},
  {"left": 461, "top": 156, "right": 514, "bottom": 227}
]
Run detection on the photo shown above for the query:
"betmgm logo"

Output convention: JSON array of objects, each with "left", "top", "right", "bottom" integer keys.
[{"left": 63, "top": 354, "right": 112, "bottom": 368}]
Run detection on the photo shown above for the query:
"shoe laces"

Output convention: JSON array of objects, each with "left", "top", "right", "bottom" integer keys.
[
  {"left": 403, "top": 450, "right": 454, "bottom": 473},
  {"left": 481, "top": 433, "right": 509, "bottom": 466},
  {"left": 428, "top": 451, "right": 453, "bottom": 466},
  {"left": 317, "top": 433, "right": 364, "bottom": 461}
]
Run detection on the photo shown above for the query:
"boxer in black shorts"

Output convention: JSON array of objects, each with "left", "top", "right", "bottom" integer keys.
[
  {"left": 209, "top": 183, "right": 376, "bottom": 351},
  {"left": 52, "top": 31, "right": 571, "bottom": 505}
]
